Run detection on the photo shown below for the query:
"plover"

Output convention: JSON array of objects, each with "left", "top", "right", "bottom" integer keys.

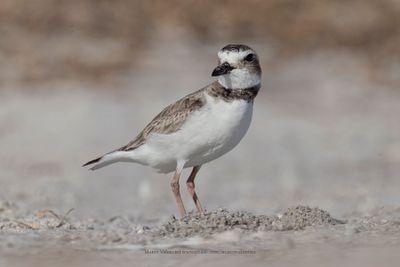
[{"left": 83, "top": 44, "right": 262, "bottom": 217}]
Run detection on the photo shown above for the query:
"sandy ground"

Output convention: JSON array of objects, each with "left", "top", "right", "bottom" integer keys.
[
  {"left": 2, "top": 202, "right": 400, "bottom": 267},
  {"left": 1, "top": 39, "right": 400, "bottom": 266}
]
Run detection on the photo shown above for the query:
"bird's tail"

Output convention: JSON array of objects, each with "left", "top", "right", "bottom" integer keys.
[{"left": 82, "top": 151, "right": 131, "bottom": 170}]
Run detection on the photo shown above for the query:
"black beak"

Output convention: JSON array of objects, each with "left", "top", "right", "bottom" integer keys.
[{"left": 211, "top": 62, "right": 234, "bottom": 77}]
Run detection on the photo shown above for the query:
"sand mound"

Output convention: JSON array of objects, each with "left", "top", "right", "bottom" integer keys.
[
  {"left": 1, "top": 202, "right": 346, "bottom": 244},
  {"left": 157, "top": 206, "right": 344, "bottom": 238},
  {"left": 274, "top": 205, "right": 344, "bottom": 230}
]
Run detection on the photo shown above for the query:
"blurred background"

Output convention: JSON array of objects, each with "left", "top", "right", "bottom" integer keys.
[{"left": 0, "top": 0, "right": 399, "bottom": 220}]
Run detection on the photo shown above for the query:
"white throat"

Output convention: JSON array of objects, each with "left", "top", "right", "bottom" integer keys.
[{"left": 218, "top": 69, "right": 261, "bottom": 89}]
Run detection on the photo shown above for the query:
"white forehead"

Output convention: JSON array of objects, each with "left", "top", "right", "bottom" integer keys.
[{"left": 217, "top": 50, "right": 253, "bottom": 65}]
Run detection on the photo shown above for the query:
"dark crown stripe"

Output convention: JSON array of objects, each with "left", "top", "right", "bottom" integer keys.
[{"left": 221, "top": 44, "right": 253, "bottom": 52}]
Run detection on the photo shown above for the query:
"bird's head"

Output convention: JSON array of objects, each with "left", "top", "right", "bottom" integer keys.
[{"left": 212, "top": 44, "right": 261, "bottom": 90}]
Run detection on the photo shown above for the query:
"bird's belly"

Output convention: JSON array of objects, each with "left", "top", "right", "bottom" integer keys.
[
  {"left": 141, "top": 97, "right": 254, "bottom": 172},
  {"left": 191, "top": 119, "right": 252, "bottom": 165}
]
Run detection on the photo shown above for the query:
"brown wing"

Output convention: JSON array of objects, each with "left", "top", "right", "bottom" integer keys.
[{"left": 119, "top": 88, "right": 206, "bottom": 151}]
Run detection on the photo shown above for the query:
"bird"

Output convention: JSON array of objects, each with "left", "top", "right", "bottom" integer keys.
[{"left": 83, "top": 44, "right": 262, "bottom": 217}]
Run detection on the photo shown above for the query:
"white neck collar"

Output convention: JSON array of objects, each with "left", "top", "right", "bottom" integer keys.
[{"left": 218, "top": 69, "right": 261, "bottom": 89}]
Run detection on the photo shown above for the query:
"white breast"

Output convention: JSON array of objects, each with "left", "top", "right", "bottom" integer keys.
[{"left": 132, "top": 94, "right": 254, "bottom": 173}]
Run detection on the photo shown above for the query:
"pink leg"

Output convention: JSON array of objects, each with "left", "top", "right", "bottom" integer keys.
[
  {"left": 170, "top": 166, "right": 186, "bottom": 217},
  {"left": 186, "top": 165, "right": 204, "bottom": 213}
]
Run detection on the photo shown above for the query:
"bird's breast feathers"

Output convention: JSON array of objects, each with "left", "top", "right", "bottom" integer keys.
[{"left": 139, "top": 93, "right": 254, "bottom": 170}]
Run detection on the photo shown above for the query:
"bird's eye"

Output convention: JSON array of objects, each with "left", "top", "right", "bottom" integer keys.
[{"left": 244, "top": 53, "right": 255, "bottom": 62}]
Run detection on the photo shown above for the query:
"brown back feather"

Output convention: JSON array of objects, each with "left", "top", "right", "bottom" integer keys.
[{"left": 119, "top": 88, "right": 206, "bottom": 151}]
